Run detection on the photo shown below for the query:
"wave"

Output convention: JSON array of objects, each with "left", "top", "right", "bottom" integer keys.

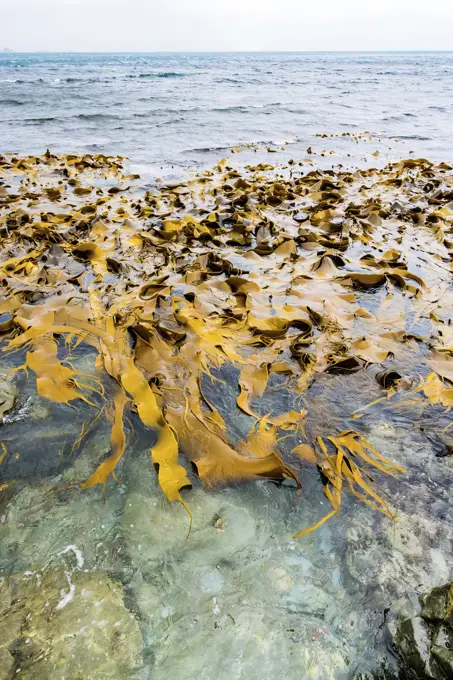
[
  {"left": 212, "top": 105, "right": 250, "bottom": 113},
  {"left": 0, "top": 73, "right": 190, "bottom": 86},
  {"left": 383, "top": 114, "right": 418, "bottom": 122},
  {"left": 23, "top": 116, "right": 57, "bottom": 124},
  {"left": 185, "top": 144, "right": 231, "bottom": 153},
  {"left": 6, "top": 72, "right": 190, "bottom": 85},
  {"left": 149, "top": 71, "right": 187, "bottom": 78},
  {"left": 126, "top": 72, "right": 188, "bottom": 79},
  {"left": 185, "top": 137, "right": 301, "bottom": 154},
  {"left": 22, "top": 112, "right": 120, "bottom": 124},
  {"left": 280, "top": 107, "right": 309, "bottom": 114},
  {"left": 389, "top": 134, "right": 430, "bottom": 141},
  {"left": 65, "top": 76, "right": 102, "bottom": 83},
  {"left": 20, "top": 110, "right": 182, "bottom": 126},
  {"left": 0, "top": 98, "right": 25, "bottom": 106},
  {"left": 77, "top": 113, "right": 120, "bottom": 121},
  {"left": 211, "top": 103, "right": 280, "bottom": 114},
  {"left": 135, "top": 103, "right": 272, "bottom": 115},
  {"left": 155, "top": 117, "right": 186, "bottom": 127},
  {"left": 0, "top": 78, "right": 46, "bottom": 85},
  {"left": 213, "top": 77, "right": 242, "bottom": 84}
]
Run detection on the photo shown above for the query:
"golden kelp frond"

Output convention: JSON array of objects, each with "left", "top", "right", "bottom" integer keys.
[
  {"left": 25, "top": 337, "right": 100, "bottom": 406},
  {"left": 166, "top": 406, "right": 297, "bottom": 486},
  {"left": 0, "top": 442, "right": 7, "bottom": 466},
  {"left": 414, "top": 373, "right": 453, "bottom": 410},
  {"left": 1, "top": 150, "right": 452, "bottom": 536},
  {"left": 81, "top": 389, "right": 129, "bottom": 489},
  {"left": 292, "top": 431, "right": 406, "bottom": 539},
  {"left": 237, "top": 362, "right": 270, "bottom": 417}
]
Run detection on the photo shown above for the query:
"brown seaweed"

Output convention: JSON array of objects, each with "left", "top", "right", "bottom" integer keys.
[{"left": 1, "top": 151, "right": 452, "bottom": 535}]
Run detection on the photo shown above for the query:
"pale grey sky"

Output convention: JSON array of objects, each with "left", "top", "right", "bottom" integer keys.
[{"left": 2, "top": 0, "right": 453, "bottom": 52}]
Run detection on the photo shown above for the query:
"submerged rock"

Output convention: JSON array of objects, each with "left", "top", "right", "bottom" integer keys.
[
  {"left": 0, "top": 480, "right": 124, "bottom": 574},
  {"left": 0, "top": 393, "right": 108, "bottom": 482},
  {"left": 0, "top": 568, "right": 143, "bottom": 680},
  {"left": 392, "top": 583, "right": 453, "bottom": 679},
  {"left": 0, "top": 370, "right": 16, "bottom": 423}
]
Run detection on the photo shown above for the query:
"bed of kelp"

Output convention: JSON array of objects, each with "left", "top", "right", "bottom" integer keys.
[{"left": 1, "top": 150, "right": 453, "bottom": 536}]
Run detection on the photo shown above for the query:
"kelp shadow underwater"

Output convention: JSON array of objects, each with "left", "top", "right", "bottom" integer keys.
[{"left": 1, "top": 150, "right": 453, "bottom": 537}]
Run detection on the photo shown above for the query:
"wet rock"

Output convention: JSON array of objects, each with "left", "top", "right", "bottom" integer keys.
[
  {"left": 392, "top": 583, "right": 453, "bottom": 679},
  {"left": 0, "top": 346, "right": 103, "bottom": 481},
  {"left": 0, "top": 312, "right": 14, "bottom": 333},
  {"left": 326, "top": 356, "right": 364, "bottom": 374},
  {"left": 123, "top": 483, "right": 258, "bottom": 566},
  {"left": 385, "top": 513, "right": 423, "bottom": 559},
  {"left": 419, "top": 584, "right": 453, "bottom": 625},
  {"left": 355, "top": 667, "right": 399, "bottom": 680},
  {"left": 0, "top": 393, "right": 108, "bottom": 482},
  {"left": 121, "top": 455, "right": 353, "bottom": 680},
  {"left": 293, "top": 211, "right": 309, "bottom": 222},
  {"left": 395, "top": 616, "right": 433, "bottom": 677},
  {"left": 432, "top": 644, "right": 453, "bottom": 680},
  {"left": 424, "top": 434, "right": 453, "bottom": 459},
  {"left": 0, "top": 481, "right": 124, "bottom": 574},
  {"left": 0, "top": 413, "right": 86, "bottom": 480},
  {"left": 375, "top": 369, "right": 402, "bottom": 389},
  {"left": 0, "top": 568, "right": 143, "bottom": 680},
  {"left": 0, "top": 370, "right": 16, "bottom": 423}
]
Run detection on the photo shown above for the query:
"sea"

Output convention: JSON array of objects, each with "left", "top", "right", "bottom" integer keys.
[{"left": 0, "top": 51, "right": 452, "bottom": 178}]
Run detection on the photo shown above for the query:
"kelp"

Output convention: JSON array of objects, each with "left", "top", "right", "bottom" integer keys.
[
  {"left": 291, "top": 432, "right": 405, "bottom": 538},
  {"left": 1, "top": 151, "right": 453, "bottom": 535}
]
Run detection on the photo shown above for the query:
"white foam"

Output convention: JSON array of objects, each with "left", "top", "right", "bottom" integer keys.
[
  {"left": 56, "top": 571, "right": 75, "bottom": 611},
  {"left": 59, "top": 545, "right": 84, "bottom": 569}
]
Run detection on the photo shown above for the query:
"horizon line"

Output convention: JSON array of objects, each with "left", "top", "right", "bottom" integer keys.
[{"left": 2, "top": 49, "right": 453, "bottom": 54}]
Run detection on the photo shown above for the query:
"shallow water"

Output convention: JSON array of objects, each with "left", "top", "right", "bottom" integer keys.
[
  {"left": 1, "top": 344, "right": 452, "bottom": 679},
  {"left": 1, "top": 296, "right": 452, "bottom": 678}
]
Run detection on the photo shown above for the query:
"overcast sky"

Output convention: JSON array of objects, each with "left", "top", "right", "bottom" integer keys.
[{"left": 2, "top": 0, "right": 453, "bottom": 52}]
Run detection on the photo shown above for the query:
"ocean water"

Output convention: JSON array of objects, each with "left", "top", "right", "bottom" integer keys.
[{"left": 1, "top": 51, "right": 453, "bottom": 177}]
